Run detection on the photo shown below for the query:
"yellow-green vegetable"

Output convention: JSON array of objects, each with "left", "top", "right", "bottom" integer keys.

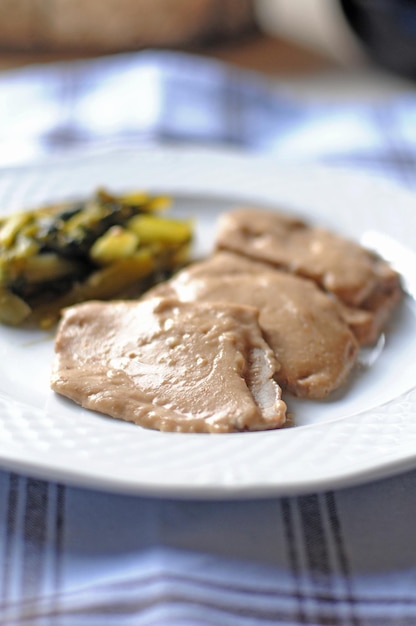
[
  {"left": 90, "top": 227, "right": 139, "bottom": 265},
  {"left": 0, "top": 188, "right": 193, "bottom": 327},
  {"left": 128, "top": 214, "right": 193, "bottom": 245}
]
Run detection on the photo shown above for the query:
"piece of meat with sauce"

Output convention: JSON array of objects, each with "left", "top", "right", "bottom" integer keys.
[
  {"left": 215, "top": 207, "right": 403, "bottom": 345},
  {"left": 51, "top": 297, "right": 287, "bottom": 433},
  {"left": 160, "top": 250, "right": 388, "bottom": 347},
  {"left": 147, "top": 265, "right": 359, "bottom": 399}
]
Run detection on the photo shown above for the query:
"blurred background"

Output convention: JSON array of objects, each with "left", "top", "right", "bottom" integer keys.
[
  {"left": 1, "top": 1, "right": 415, "bottom": 182},
  {"left": 0, "top": 0, "right": 415, "bottom": 76}
]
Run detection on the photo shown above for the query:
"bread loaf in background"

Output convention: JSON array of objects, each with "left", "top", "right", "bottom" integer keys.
[{"left": 0, "top": 0, "right": 255, "bottom": 53}]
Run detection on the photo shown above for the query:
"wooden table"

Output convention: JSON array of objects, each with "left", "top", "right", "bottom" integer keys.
[{"left": 0, "top": 33, "right": 335, "bottom": 76}]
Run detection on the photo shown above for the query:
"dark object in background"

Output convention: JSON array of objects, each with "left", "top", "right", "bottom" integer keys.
[{"left": 340, "top": 0, "right": 416, "bottom": 77}]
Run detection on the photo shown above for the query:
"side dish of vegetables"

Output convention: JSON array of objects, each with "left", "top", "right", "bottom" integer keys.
[{"left": 0, "top": 188, "right": 193, "bottom": 328}]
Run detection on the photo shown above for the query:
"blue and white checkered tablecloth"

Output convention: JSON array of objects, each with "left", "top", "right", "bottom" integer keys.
[{"left": 1, "top": 50, "right": 416, "bottom": 626}]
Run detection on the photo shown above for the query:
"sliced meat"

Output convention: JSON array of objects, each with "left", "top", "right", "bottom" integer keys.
[
  {"left": 51, "top": 297, "right": 287, "bottom": 433},
  {"left": 144, "top": 251, "right": 267, "bottom": 299},
  {"left": 169, "top": 250, "right": 271, "bottom": 280},
  {"left": 148, "top": 270, "right": 359, "bottom": 399},
  {"left": 215, "top": 207, "right": 403, "bottom": 345}
]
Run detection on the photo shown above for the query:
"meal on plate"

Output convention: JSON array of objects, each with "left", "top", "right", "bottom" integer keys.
[
  {"left": 50, "top": 201, "right": 404, "bottom": 433},
  {"left": 0, "top": 188, "right": 193, "bottom": 328}
]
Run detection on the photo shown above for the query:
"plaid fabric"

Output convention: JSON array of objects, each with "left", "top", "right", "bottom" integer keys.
[
  {"left": 3, "top": 471, "right": 416, "bottom": 625},
  {"left": 1, "top": 51, "right": 416, "bottom": 626},
  {"left": 1, "top": 51, "right": 416, "bottom": 186}
]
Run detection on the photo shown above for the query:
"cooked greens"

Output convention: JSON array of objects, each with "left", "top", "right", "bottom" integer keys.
[{"left": 0, "top": 188, "right": 193, "bottom": 327}]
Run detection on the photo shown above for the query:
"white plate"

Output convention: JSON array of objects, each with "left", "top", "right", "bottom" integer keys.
[{"left": 0, "top": 145, "right": 416, "bottom": 498}]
